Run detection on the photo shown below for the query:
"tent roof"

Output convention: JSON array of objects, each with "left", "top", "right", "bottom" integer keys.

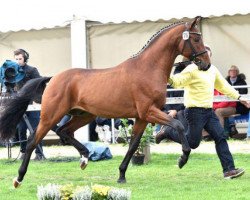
[{"left": 1, "top": 0, "right": 250, "bottom": 33}]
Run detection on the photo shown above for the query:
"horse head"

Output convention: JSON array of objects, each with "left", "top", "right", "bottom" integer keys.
[{"left": 179, "top": 16, "right": 211, "bottom": 71}]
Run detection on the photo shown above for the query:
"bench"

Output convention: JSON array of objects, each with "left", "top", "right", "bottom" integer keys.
[{"left": 228, "top": 113, "right": 250, "bottom": 138}]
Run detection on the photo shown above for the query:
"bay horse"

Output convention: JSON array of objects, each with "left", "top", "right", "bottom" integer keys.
[{"left": 0, "top": 16, "right": 210, "bottom": 188}]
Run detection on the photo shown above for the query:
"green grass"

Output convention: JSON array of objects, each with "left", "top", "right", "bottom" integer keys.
[{"left": 0, "top": 153, "right": 249, "bottom": 200}]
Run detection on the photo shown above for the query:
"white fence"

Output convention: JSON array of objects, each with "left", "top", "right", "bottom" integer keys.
[
  {"left": 3, "top": 85, "right": 250, "bottom": 144},
  {"left": 109, "top": 85, "right": 250, "bottom": 143}
]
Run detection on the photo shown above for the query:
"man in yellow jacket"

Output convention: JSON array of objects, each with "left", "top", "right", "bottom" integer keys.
[{"left": 156, "top": 47, "right": 250, "bottom": 179}]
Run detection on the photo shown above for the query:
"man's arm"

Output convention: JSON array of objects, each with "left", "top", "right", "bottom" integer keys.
[
  {"left": 168, "top": 70, "right": 192, "bottom": 88},
  {"left": 238, "top": 96, "right": 250, "bottom": 108}
]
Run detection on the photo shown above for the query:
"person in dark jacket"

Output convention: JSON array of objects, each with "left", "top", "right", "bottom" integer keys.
[
  {"left": 226, "top": 65, "right": 248, "bottom": 114},
  {"left": 225, "top": 65, "right": 248, "bottom": 135},
  {"left": 14, "top": 49, "right": 45, "bottom": 160}
]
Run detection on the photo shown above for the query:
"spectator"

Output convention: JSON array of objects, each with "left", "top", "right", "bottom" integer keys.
[
  {"left": 89, "top": 117, "right": 134, "bottom": 142},
  {"left": 248, "top": 114, "right": 250, "bottom": 140},
  {"left": 213, "top": 89, "right": 237, "bottom": 138},
  {"left": 14, "top": 49, "right": 45, "bottom": 160},
  {"left": 225, "top": 65, "right": 248, "bottom": 135},
  {"left": 156, "top": 46, "right": 250, "bottom": 179}
]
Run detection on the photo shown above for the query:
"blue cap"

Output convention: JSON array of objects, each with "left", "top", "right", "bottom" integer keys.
[{"left": 0, "top": 60, "right": 25, "bottom": 84}]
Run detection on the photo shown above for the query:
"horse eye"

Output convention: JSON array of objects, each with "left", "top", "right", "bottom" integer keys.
[
  {"left": 194, "top": 57, "right": 200, "bottom": 63},
  {"left": 194, "top": 37, "right": 200, "bottom": 42}
]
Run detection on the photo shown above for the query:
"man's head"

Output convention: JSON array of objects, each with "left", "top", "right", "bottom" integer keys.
[{"left": 14, "top": 49, "right": 29, "bottom": 66}]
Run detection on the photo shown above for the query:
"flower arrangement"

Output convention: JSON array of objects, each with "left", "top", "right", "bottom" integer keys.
[
  {"left": 37, "top": 183, "right": 61, "bottom": 200},
  {"left": 118, "top": 119, "right": 155, "bottom": 155},
  {"left": 37, "top": 183, "right": 131, "bottom": 200}
]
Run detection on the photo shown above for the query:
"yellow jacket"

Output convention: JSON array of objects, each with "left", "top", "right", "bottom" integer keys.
[{"left": 169, "top": 63, "right": 240, "bottom": 108}]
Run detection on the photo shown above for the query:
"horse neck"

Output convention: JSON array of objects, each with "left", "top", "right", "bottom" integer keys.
[{"left": 137, "top": 26, "right": 183, "bottom": 76}]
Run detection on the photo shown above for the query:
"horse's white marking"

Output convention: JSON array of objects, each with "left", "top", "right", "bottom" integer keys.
[
  {"left": 80, "top": 155, "right": 88, "bottom": 165},
  {"left": 13, "top": 177, "right": 22, "bottom": 188}
]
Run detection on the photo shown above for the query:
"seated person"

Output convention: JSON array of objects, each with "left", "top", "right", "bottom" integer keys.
[
  {"left": 213, "top": 89, "right": 237, "bottom": 138},
  {"left": 225, "top": 65, "right": 248, "bottom": 135},
  {"left": 248, "top": 114, "right": 250, "bottom": 140}
]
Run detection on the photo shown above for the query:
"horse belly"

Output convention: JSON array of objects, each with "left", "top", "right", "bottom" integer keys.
[{"left": 82, "top": 99, "right": 138, "bottom": 118}]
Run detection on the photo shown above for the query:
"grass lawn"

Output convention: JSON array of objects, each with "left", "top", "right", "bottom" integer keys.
[{"left": 0, "top": 153, "right": 249, "bottom": 200}]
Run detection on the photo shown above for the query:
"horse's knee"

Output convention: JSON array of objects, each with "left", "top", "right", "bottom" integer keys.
[
  {"left": 171, "top": 119, "right": 184, "bottom": 133},
  {"left": 26, "top": 139, "right": 37, "bottom": 152}
]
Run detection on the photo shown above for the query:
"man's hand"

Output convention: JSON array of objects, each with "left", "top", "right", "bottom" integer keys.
[
  {"left": 167, "top": 110, "right": 178, "bottom": 118},
  {"left": 239, "top": 96, "right": 250, "bottom": 108}
]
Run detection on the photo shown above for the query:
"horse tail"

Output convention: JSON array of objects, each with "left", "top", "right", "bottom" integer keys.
[{"left": 0, "top": 76, "right": 52, "bottom": 141}]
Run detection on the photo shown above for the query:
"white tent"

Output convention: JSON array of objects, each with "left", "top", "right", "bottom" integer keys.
[
  {"left": 0, "top": 0, "right": 250, "bottom": 32},
  {"left": 0, "top": 0, "right": 250, "bottom": 79}
]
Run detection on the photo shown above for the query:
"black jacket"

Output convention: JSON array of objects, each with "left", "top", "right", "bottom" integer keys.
[
  {"left": 16, "top": 64, "right": 41, "bottom": 103},
  {"left": 16, "top": 64, "right": 41, "bottom": 90},
  {"left": 226, "top": 73, "right": 248, "bottom": 114}
]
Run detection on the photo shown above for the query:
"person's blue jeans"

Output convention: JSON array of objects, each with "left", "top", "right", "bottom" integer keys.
[
  {"left": 17, "top": 111, "right": 43, "bottom": 155},
  {"left": 166, "top": 107, "right": 235, "bottom": 173},
  {"left": 248, "top": 112, "right": 250, "bottom": 138}
]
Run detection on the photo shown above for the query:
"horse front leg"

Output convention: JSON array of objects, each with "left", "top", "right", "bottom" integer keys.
[
  {"left": 178, "top": 150, "right": 191, "bottom": 169},
  {"left": 146, "top": 106, "right": 191, "bottom": 168},
  {"left": 13, "top": 135, "right": 36, "bottom": 188},
  {"left": 146, "top": 106, "right": 190, "bottom": 152},
  {"left": 118, "top": 119, "right": 147, "bottom": 183}
]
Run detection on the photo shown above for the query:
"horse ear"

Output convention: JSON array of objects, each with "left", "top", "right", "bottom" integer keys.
[{"left": 190, "top": 16, "right": 202, "bottom": 29}]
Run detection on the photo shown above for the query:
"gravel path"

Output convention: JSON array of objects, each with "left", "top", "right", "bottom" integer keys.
[{"left": 1, "top": 140, "right": 250, "bottom": 159}]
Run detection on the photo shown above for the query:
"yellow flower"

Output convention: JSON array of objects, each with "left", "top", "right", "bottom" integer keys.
[{"left": 92, "top": 184, "right": 111, "bottom": 196}]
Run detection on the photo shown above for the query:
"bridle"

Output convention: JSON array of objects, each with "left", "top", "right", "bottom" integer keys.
[
  {"left": 181, "top": 23, "right": 210, "bottom": 71},
  {"left": 181, "top": 31, "right": 207, "bottom": 61}
]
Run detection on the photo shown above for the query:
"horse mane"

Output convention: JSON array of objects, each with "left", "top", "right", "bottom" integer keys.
[{"left": 131, "top": 21, "right": 185, "bottom": 58}]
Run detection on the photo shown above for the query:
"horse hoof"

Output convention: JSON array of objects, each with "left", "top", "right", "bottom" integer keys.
[
  {"left": 13, "top": 177, "right": 21, "bottom": 188},
  {"left": 178, "top": 157, "right": 187, "bottom": 169},
  {"left": 80, "top": 156, "right": 88, "bottom": 170},
  {"left": 117, "top": 178, "right": 126, "bottom": 184}
]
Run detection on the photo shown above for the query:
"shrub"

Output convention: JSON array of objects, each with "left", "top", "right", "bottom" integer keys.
[
  {"left": 37, "top": 183, "right": 61, "bottom": 200},
  {"left": 73, "top": 186, "right": 92, "bottom": 200},
  {"left": 37, "top": 183, "right": 131, "bottom": 200}
]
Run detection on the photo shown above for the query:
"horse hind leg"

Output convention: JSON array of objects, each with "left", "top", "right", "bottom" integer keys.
[
  {"left": 118, "top": 119, "right": 148, "bottom": 183},
  {"left": 13, "top": 137, "right": 35, "bottom": 188},
  {"left": 56, "top": 114, "right": 96, "bottom": 170}
]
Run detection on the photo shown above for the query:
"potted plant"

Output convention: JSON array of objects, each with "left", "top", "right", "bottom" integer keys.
[{"left": 118, "top": 119, "right": 155, "bottom": 165}]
